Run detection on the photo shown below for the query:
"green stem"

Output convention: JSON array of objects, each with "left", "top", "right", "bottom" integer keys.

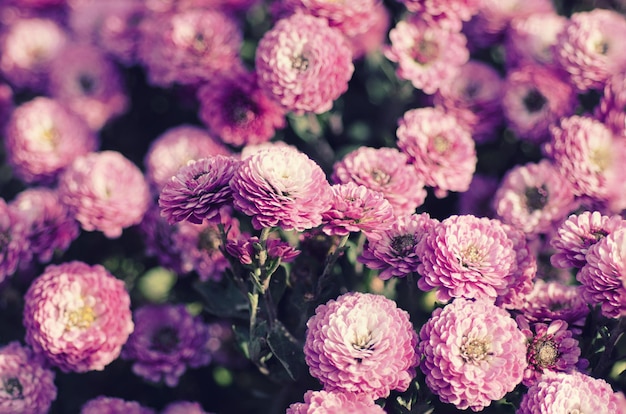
[
  {"left": 593, "top": 316, "right": 626, "bottom": 377},
  {"left": 316, "top": 234, "right": 350, "bottom": 299}
]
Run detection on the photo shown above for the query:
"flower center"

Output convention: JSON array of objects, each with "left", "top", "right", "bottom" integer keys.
[
  {"left": 65, "top": 304, "right": 96, "bottom": 330},
  {"left": 151, "top": 326, "right": 180, "bottom": 353},
  {"left": 413, "top": 38, "right": 440, "bottom": 65},
  {"left": 192, "top": 32, "right": 208, "bottom": 53},
  {"left": 595, "top": 39, "right": 609, "bottom": 55},
  {"left": 525, "top": 184, "right": 549, "bottom": 211},
  {"left": 523, "top": 88, "right": 547, "bottom": 113},
  {"left": 370, "top": 169, "right": 391, "bottom": 185},
  {"left": 351, "top": 331, "right": 376, "bottom": 363},
  {"left": 460, "top": 245, "right": 483, "bottom": 268},
  {"left": 589, "top": 146, "right": 612, "bottom": 172},
  {"left": 226, "top": 90, "right": 257, "bottom": 125},
  {"left": 2, "top": 377, "right": 23, "bottom": 400},
  {"left": 461, "top": 338, "right": 491, "bottom": 363},
  {"left": 78, "top": 73, "right": 95, "bottom": 95},
  {"left": 432, "top": 135, "right": 450, "bottom": 154},
  {"left": 391, "top": 234, "right": 416, "bottom": 255},
  {"left": 534, "top": 339, "right": 559, "bottom": 367},
  {"left": 291, "top": 54, "right": 309, "bottom": 72}
]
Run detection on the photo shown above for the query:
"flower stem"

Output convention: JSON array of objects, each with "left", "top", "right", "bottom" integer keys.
[
  {"left": 593, "top": 316, "right": 626, "bottom": 377},
  {"left": 315, "top": 234, "right": 350, "bottom": 299}
]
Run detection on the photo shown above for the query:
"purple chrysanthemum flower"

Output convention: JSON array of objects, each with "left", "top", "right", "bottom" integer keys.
[
  {"left": 230, "top": 146, "right": 332, "bottom": 231},
  {"left": 255, "top": 13, "right": 354, "bottom": 114},
  {"left": 359, "top": 213, "right": 437, "bottom": 280},
  {"left": 159, "top": 155, "right": 240, "bottom": 225},
  {"left": 502, "top": 65, "right": 577, "bottom": 144},
  {"left": 226, "top": 235, "right": 299, "bottom": 266},
  {"left": 493, "top": 160, "right": 577, "bottom": 236},
  {"left": 331, "top": 146, "right": 426, "bottom": 217},
  {"left": 399, "top": 0, "right": 480, "bottom": 22},
  {"left": 58, "top": 150, "right": 150, "bottom": 238},
  {"left": 417, "top": 215, "right": 517, "bottom": 303},
  {"left": 80, "top": 396, "right": 155, "bottom": 414},
  {"left": 595, "top": 72, "right": 626, "bottom": 139},
  {"left": 9, "top": 187, "right": 80, "bottom": 264},
  {"left": 138, "top": 9, "right": 243, "bottom": 87},
  {"left": 577, "top": 227, "right": 626, "bottom": 318},
  {"left": 197, "top": 71, "right": 286, "bottom": 147},
  {"left": 286, "top": 390, "right": 385, "bottom": 414},
  {"left": 321, "top": 183, "right": 394, "bottom": 237},
  {"left": 419, "top": 299, "right": 527, "bottom": 411},
  {"left": 23, "top": 261, "right": 134, "bottom": 373},
  {"left": 304, "top": 292, "right": 418, "bottom": 399},
  {"left": 0, "top": 198, "right": 28, "bottom": 284},
  {"left": 3, "top": 97, "right": 98, "bottom": 185},
  {"left": 457, "top": 174, "right": 499, "bottom": 218},
  {"left": 0, "top": 17, "right": 68, "bottom": 91},
  {"left": 397, "top": 107, "right": 476, "bottom": 198},
  {"left": 554, "top": 9, "right": 626, "bottom": 92},
  {"left": 0, "top": 341, "right": 57, "bottom": 414},
  {"left": 505, "top": 12, "right": 567, "bottom": 70},
  {"left": 47, "top": 42, "right": 128, "bottom": 131},
  {"left": 162, "top": 401, "right": 210, "bottom": 414},
  {"left": 121, "top": 304, "right": 211, "bottom": 387},
  {"left": 517, "top": 318, "right": 584, "bottom": 386},
  {"left": 144, "top": 125, "right": 231, "bottom": 195},
  {"left": 384, "top": 15, "right": 469, "bottom": 95},
  {"left": 550, "top": 211, "right": 625, "bottom": 269},
  {"left": 517, "top": 371, "right": 626, "bottom": 414}
]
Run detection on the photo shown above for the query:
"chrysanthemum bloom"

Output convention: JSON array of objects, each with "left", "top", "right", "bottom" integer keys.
[
  {"left": 502, "top": 65, "right": 577, "bottom": 144},
  {"left": 121, "top": 304, "right": 211, "bottom": 387},
  {"left": 550, "top": 211, "right": 625, "bottom": 269},
  {"left": 255, "top": 13, "right": 354, "bottom": 114},
  {"left": 58, "top": 151, "right": 150, "bottom": 238},
  {"left": 304, "top": 292, "right": 418, "bottom": 399},
  {"left": 517, "top": 371, "right": 626, "bottom": 414},
  {"left": 144, "top": 0, "right": 260, "bottom": 14},
  {"left": 47, "top": 42, "right": 128, "bottom": 131},
  {"left": 197, "top": 71, "right": 286, "bottom": 147},
  {"left": 417, "top": 215, "right": 517, "bottom": 303},
  {"left": 0, "top": 17, "right": 68, "bottom": 91},
  {"left": 399, "top": 0, "right": 480, "bottom": 22},
  {"left": 419, "top": 298, "right": 527, "bottom": 411},
  {"left": 162, "top": 401, "right": 210, "bottom": 414},
  {"left": 493, "top": 160, "right": 577, "bottom": 236},
  {"left": 595, "top": 72, "right": 626, "bottom": 139},
  {"left": 0, "top": 198, "right": 28, "bottom": 283},
  {"left": 159, "top": 155, "right": 240, "bottom": 225},
  {"left": 9, "top": 187, "right": 80, "bottom": 264},
  {"left": 546, "top": 115, "right": 626, "bottom": 208},
  {"left": 396, "top": 107, "right": 476, "bottom": 198},
  {"left": 80, "top": 396, "right": 155, "bottom": 414},
  {"left": 505, "top": 12, "right": 568, "bottom": 70},
  {"left": 68, "top": 0, "right": 145, "bottom": 66},
  {"left": 332, "top": 146, "right": 426, "bottom": 217},
  {"left": 286, "top": 390, "right": 385, "bottom": 414},
  {"left": 321, "top": 183, "right": 394, "bottom": 237},
  {"left": 517, "top": 318, "right": 584, "bottom": 386},
  {"left": 0, "top": 341, "right": 57, "bottom": 414},
  {"left": 23, "top": 261, "right": 134, "bottom": 372},
  {"left": 230, "top": 146, "right": 332, "bottom": 231},
  {"left": 433, "top": 60, "right": 504, "bottom": 144},
  {"left": 144, "top": 125, "right": 230, "bottom": 194},
  {"left": 554, "top": 9, "right": 626, "bottom": 92},
  {"left": 519, "top": 280, "right": 590, "bottom": 335},
  {"left": 226, "top": 235, "right": 299, "bottom": 266},
  {"left": 359, "top": 213, "right": 437, "bottom": 280},
  {"left": 577, "top": 227, "right": 626, "bottom": 318},
  {"left": 4, "top": 97, "right": 98, "bottom": 184},
  {"left": 342, "top": 2, "right": 390, "bottom": 59},
  {"left": 138, "top": 9, "right": 242, "bottom": 86},
  {"left": 384, "top": 15, "right": 469, "bottom": 95},
  {"left": 457, "top": 174, "right": 499, "bottom": 218}
]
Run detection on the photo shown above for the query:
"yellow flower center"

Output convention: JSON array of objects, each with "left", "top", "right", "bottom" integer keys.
[{"left": 65, "top": 305, "right": 96, "bottom": 330}]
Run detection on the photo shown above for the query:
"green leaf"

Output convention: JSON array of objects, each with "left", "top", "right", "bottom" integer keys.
[
  {"left": 266, "top": 320, "right": 305, "bottom": 381},
  {"left": 194, "top": 278, "right": 249, "bottom": 319}
]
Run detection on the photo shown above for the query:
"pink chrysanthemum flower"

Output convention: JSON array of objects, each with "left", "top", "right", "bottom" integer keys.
[
  {"left": 0, "top": 198, "right": 28, "bottom": 283},
  {"left": 4, "top": 97, "right": 98, "bottom": 185},
  {"left": 58, "top": 150, "right": 150, "bottom": 238},
  {"left": 554, "top": 9, "right": 626, "bottom": 92},
  {"left": 23, "top": 261, "right": 134, "bottom": 373},
  {"left": 230, "top": 146, "right": 332, "bottom": 231},
  {"left": 595, "top": 72, "right": 626, "bottom": 139},
  {"left": 304, "top": 292, "right": 418, "bottom": 399},
  {"left": 419, "top": 299, "right": 527, "bottom": 411},
  {"left": 286, "top": 390, "right": 385, "bottom": 414},
  {"left": 121, "top": 304, "right": 211, "bottom": 387},
  {"left": 502, "top": 65, "right": 577, "bottom": 144},
  {"left": 550, "top": 211, "right": 625, "bottom": 269},
  {"left": 197, "top": 71, "right": 286, "bottom": 147},
  {"left": 0, "top": 341, "right": 57, "bottom": 414},
  {"left": 457, "top": 174, "right": 499, "bottom": 218},
  {"left": 577, "top": 227, "right": 626, "bottom": 318},
  {"left": 162, "top": 401, "right": 210, "bottom": 414},
  {"left": 384, "top": 15, "right": 469, "bottom": 95},
  {"left": 517, "top": 318, "right": 584, "bottom": 386},
  {"left": 433, "top": 60, "right": 504, "bottom": 144},
  {"left": 417, "top": 215, "right": 517, "bottom": 303},
  {"left": 9, "top": 187, "right": 80, "bottom": 264},
  {"left": 47, "top": 42, "right": 128, "bottom": 131},
  {"left": 226, "top": 235, "right": 299, "bottom": 267},
  {"left": 138, "top": 9, "right": 242, "bottom": 87},
  {"left": 493, "top": 160, "right": 577, "bottom": 236},
  {"left": 159, "top": 155, "right": 240, "bottom": 225},
  {"left": 332, "top": 146, "right": 426, "bottom": 217},
  {"left": 144, "top": 125, "right": 230, "bottom": 195},
  {"left": 546, "top": 115, "right": 626, "bottom": 208},
  {"left": 321, "top": 183, "right": 394, "bottom": 237},
  {"left": 517, "top": 371, "right": 626, "bottom": 414},
  {"left": 80, "top": 396, "right": 155, "bottom": 414},
  {"left": 255, "top": 13, "right": 354, "bottom": 114},
  {"left": 396, "top": 107, "right": 476, "bottom": 198},
  {"left": 399, "top": 0, "right": 480, "bottom": 22},
  {"left": 0, "top": 17, "right": 68, "bottom": 91},
  {"left": 359, "top": 213, "right": 437, "bottom": 280}
]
